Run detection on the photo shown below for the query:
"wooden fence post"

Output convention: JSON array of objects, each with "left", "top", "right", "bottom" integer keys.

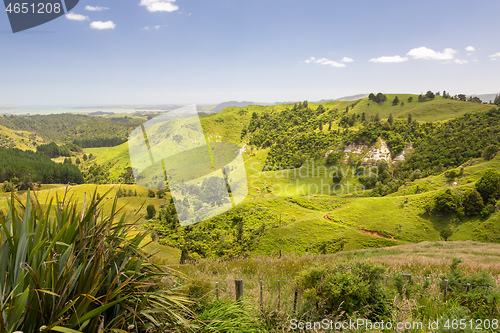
[
  {"left": 293, "top": 289, "right": 298, "bottom": 314},
  {"left": 466, "top": 283, "right": 470, "bottom": 293},
  {"left": 444, "top": 279, "right": 448, "bottom": 302},
  {"left": 385, "top": 275, "right": 388, "bottom": 287},
  {"left": 259, "top": 281, "right": 263, "bottom": 310},
  {"left": 235, "top": 279, "right": 244, "bottom": 302},
  {"left": 277, "top": 280, "right": 281, "bottom": 311},
  {"left": 215, "top": 282, "right": 219, "bottom": 301},
  {"left": 403, "top": 273, "right": 411, "bottom": 283}
]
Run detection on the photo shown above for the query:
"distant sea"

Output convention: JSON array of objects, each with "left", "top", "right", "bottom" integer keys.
[{"left": 0, "top": 105, "right": 183, "bottom": 116}]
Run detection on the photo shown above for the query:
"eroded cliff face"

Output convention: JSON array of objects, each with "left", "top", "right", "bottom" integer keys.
[{"left": 326, "top": 138, "right": 413, "bottom": 165}]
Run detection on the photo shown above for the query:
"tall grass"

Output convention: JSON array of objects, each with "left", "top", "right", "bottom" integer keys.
[{"left": 0, "top": 189, "right": 194, "bottom": 333}]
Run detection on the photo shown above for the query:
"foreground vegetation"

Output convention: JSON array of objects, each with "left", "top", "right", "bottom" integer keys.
[{"left": 0, "top": 191, "right": 194, "bottom": 333}]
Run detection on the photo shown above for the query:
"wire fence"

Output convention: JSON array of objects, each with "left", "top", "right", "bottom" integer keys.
[{"left": 208, "top": 273, "right": 499, "bottom": 313}]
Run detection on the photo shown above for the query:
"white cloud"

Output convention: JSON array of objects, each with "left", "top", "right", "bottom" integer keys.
[
  {"left": 305, "top": 57, "right": 346, "bottom": 68},
  {"left": 90, "top": 21, "right": 116, "bottom": 30},
  {"left": 140, "top": 0, "right": 179, "bottom": 12},
  {"left": 369, "top": 55, "right": 408, "bottom": 63},
  {"left": 453, "top": 59, "right": 468, "bottom": 65},
  {"left": 66, "top": 12, "right": 89, "bottom": 21},
  {"left": 341, "top": 57, "right": 354, "bottom": 63},
  {"left": 489, "top": 52, "right": 500, "bottom": 60},
  {"left": 465, "top": 46, "right": 475, "bottom": 52},
  {"left": 407, "top": 47, "right": 457, "bottom": 60},
  {"left": 144, "top": 24, "right": 167, "bottom": 31},
  {"left": 85, "top": 5, "right": 109, "bottom": 11}
]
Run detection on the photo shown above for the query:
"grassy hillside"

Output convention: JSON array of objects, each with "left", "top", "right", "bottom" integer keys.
[
  {"left": 352, "top": 94, "right": 491, "bottom": 122},
  {"left": 0, "top": 124, "right": 42, "bottom": 150}
]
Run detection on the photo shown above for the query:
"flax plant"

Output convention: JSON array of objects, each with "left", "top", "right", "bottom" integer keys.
[{"left": 0, "top": 189, "right": 194, "bottom": 333}]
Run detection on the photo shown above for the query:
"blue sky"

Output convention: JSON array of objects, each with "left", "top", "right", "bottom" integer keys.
[{"left": 1, "top": 0, "right": 499, "bottom": 105}]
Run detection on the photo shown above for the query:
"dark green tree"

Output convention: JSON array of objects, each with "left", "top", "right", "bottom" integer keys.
[
  {"left": 407, "top": 96, "right": 414, "bottom": 103},
  {"left": 494, "top": 94, "right": 500, "bottom": 106},
  {"left": 146, "top": 204, "right": 156, "bottom": 219},
  {"left": 463, "top": 189, "right": 484, "bottom": 216},
  {"left": 392, "top": 96, "right": 400, "bottom": 106},
  {"left": 440, "top": 228, "right": 453, "bottom": 241},
  {"left": 388, "top": 113, "right": 394, "bottom": 126},
  {"left": 332, "top": 171, "right": 343, "bottom": 184},
  {"left": 475, "top": 169, "right": 500, "bottom": 203},
  {"left": 433, "top": 190, "right": 458, "bottom": 214},
  {"left": 425, "top": 91, "right": 435, "bottom": 99},
  {"left": 482, "top": 145, "right": 498, "bottom": 161},
  {"left": 407, "top": 114, "right": 412, "bottom": 124}
]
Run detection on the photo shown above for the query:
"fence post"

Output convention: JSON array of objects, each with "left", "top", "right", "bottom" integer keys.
[
  {"left": 235, "top": 279, "right": 244, "bottom": 302},
  {"left": 277, "top": 280, "right": 281, "bottom": 311},
  {"left": 385, "top": 275, "right": 388, "bottom": 287},
  {"left": 293, "top": 289, "right": 298, "bottom": 314},
  {"left": 259, "top": 280, "right": 263, "bottom": 311},
  {"left": 466, "top": 283, "right": 470, "bottom": 293},
  {"left": 403, "top": 273, "right": 411, "bottom": 283},
  {"left": 444, "top": 279, "right": 448, "bottom": 302},
  {"left": 215, "top": 282, "right": 219, "bottom": 301},
  {"left": 427, "top": 277, "right": 431, "bottom": 288}
]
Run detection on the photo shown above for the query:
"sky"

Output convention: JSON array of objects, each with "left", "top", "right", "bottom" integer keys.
[{"left": 0, "top": 0, "right": 499, "bottom": 106}]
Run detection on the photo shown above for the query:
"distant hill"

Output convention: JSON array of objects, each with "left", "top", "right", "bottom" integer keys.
[
  {"left": 212, "top": 101, "right": 258, "bottom": 113},
  {"left": 472, "top": 93, "right": 499, "bottom": 104},
  {"left": 89, "top": 111, "right": 115, "bottom": 116}
]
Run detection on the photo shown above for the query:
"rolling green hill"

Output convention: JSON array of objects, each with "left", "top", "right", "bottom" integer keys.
[
  {"left": 0, "top": 124, "right": 43, "bottom": 150},
  {"left": 352, "top": 94, "right": 490, "bottom": 122},
  {"left": 2, "top": 95, "right": 499, "bottom": 262}
]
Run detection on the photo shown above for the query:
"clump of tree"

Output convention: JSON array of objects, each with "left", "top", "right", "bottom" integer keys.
[
  {"left": 475, "top": 169, "right": 500, "bottom": 216},
  {"left": 36, "top": 142, "right": 71, "bottom": 158},
  {"left": 494, "top": 94, "right": 500, "bottom": 106},
  {"left": 430, "top": 169, "right": 500, "bottom": 218},
  {"left": 116, "top": 187, "right": 138, "bottom": 198},
  {"left": 0, "top": 147, "right": 83, "bottom": 190},
  {"left": 368, "top": 92, "right": 388, "bottom": 105}
]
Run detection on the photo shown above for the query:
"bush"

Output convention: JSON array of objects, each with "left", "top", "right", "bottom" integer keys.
[
  {"left": 442, "top": 259, "right": 500, "bottom": 318},
  {"left": 295, "top": 260, "right": 388, "bottom": 320},
  {"left": 475, "top": 169, "right": 500, "bottom": 203},
  {"left": 146, "top": 204, "right": 157, "bottom": 219},
  {"left": 440, "top": 227, "right": 453, "bottom": 241},
  {"left": 463, "top": 189, "right": 484, "bottom": 216},
  {"left": 0, "top": 190, "right": 193, "bottom": 332},
  {"left": 433, "top": 189, "right": 459, "bottom": 214}
]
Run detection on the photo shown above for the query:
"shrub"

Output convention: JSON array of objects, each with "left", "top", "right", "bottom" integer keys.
[
  {"left": 463, "top": 189, "right": 484, "bottom": 216},
  {"left": 148, "top": 189, "right": 156, "bottom": 198},
  {"left": 0, "top": 190, "right": 193, "bottom": 332},
  {"left": 433, "top": 189, "right": 459, "bottom": 214},
  {"left": 475, "top": 169, "right": 500, "bottom": 203},
  {"left": 440, "top": 228, "right": 453, "bottom": 241},
  {"left": 295, "top": 260, "right": 388, "bottom": 320},
  {"left": 442, "top": 259, "right": 500, "bottom": 318},
  {"left": 146, "top": 204, "right": 157, "bottom": 219}
]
